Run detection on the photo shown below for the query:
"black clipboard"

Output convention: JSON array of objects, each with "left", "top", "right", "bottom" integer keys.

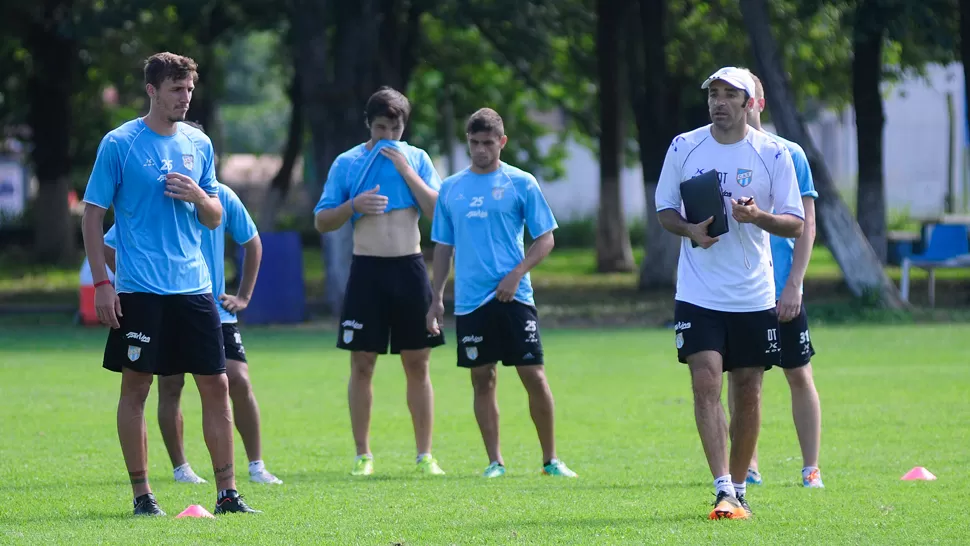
[{"left": 680, "top": 169, "right": 729, "bottom": 247}]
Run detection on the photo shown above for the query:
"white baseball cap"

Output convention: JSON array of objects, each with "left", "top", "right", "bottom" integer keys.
[{"left": 701, "top": 67, "right": 756, "bottom": 99}]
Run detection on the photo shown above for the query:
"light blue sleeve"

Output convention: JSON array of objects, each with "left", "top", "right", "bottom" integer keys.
[
  {"left": 790, "top": 145, "right": 818, "bottom": 199},
  {"left": 415, "top": 150, "right": 442, "bottom": 191},
  {"left": 314, "top": 158, "right": 350, "bottom": 214},
  {"left": 522, "top": 176, "right": 558, "bottom": 238},
  {"left": 103, "top": 225, "right": 117, "bottom": 249},
  {"left": 197, "top": 138, "right": 218, "bottom": 196},
  {"left": 83, "top": 135, "right": 122, "bottom": 209},
  {"left": 225, "top": 192, "right": 258, "bottom": 244},
  {"left": 430, "top": 185, "right": 455, "bottom": 245}
]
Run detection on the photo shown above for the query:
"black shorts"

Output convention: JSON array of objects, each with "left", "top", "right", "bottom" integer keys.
[
  {"left": 103, "top": 292, "right": 226, "bottom": 376},
  {"left": 222, "top": 323, "right": 247, "bottom": 363},
  {"left": 778, "top": 304, "right": 815, "bottom": 369},
  {"left": 456, "top": 300, "right": 543, "bottom": 368},
  {"left": 337, "top": 254, "right": 445, "bottom": 354},
  {"left": 673, "top": 300, "right": 781, "bottom": 372}
]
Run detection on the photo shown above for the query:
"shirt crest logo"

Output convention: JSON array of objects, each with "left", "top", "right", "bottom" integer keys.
[
  {"left": 492, "top": 187, "right": 505, "bottom": 200},
  {"left": 182, "top": 154, "right": 194, "bottom": 170},
  {"left": 736, "top": 169, "right": 753, "bottom": 187}
]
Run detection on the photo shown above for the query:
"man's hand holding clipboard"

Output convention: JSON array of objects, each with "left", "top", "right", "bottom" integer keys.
[{"left": 679, "top": 169, "right": 729, "bottom": 249}]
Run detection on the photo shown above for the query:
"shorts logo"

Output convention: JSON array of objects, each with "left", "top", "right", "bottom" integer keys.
[
  {"left": 182, "top": 154, "right": 194, "bottom": 170},
  {"left": 461, "top": 335, "right": 483, "bottom": 344},
  {"left": 674, "top": 321, "right": 691, "bottom": 331},
  {"left": 523, "top": 353, "right": 534, "bottom": 360},
  {"left": 737, "top": 168, "right": 753, "bottom": 187},
  {"left": 675, "top": 332, "right": 684, "bottom": 349},
  {"left": 465, "top": 346, "right": 478, "bottom": 361},
  {"left": 525, "top": 332, "right": 538, "bottom": 343},
  {"left": 234, "top": 332, "right": 242, "bottom": 345},
  {"left": 766, "top": 328, "right": 780, "bottom": 353},
  {"left": 343, "top": 329, "right": 354, "bottom": 344},
  {"left": 341, "top": 320, "right": 363, "bottom": 329},
  {"left": 126, "top": 331, "right": 151, "bottom": 343},
  {"left": 127, "top": 345, "right": 141, "bottom": 362}
]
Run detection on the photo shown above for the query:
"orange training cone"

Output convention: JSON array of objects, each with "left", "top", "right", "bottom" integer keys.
[
  {"left": 176, "top": 504, "right": 216, "bottom": 519},
  {"left": 901, "top": 467, "right": 937, "bottom": 481}
]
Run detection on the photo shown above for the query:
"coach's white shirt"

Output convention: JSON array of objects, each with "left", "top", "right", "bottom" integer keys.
[{"left": 656, "top": 124, "right": 804, "bottom": 313}]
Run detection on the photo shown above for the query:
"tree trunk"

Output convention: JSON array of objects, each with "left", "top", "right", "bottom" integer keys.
[
  {"left": 261, "top": 66, "right": 305, "bottom": 231},
  {"left": 960, "top": 0, "right": 970, "bottom": 212},
  {"left": 27, "top": 2, "right": 76, "bottom": 265},
  {"left": 739, "top": 0, "right": 905, "bottom": 308},
  {"left": 853, "top": 0, "right": 888, "bottom": 263},
  {"left": 629, "top": 0, "right": 680, "bottom": 290},
  {"left": 292, "top": 0, "right": 351, "bottom": 315},
  {"left": 595, "top": 0, "right": 635, "bottom": 273}
]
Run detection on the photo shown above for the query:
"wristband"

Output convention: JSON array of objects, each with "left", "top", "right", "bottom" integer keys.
[{"left": 94, "top": 280, "right": 112, "bottom": 288}]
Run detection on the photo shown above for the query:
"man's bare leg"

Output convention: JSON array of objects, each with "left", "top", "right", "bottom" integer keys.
[
  {"left": 516, "top": 366, "right": 556, "bottom": 463},
  {"left": 400, "top": 349, "right": 434, "bottom": 456},
  {"left": 193, "top": 373, "right": 235, "bottom": 493},
  {"left": 784, "top": 364, "right": 821, "bottom": 469},
  {"left": 688, "top": 352, "right": 729, "bottom": 480},
  {"left": 727, "top": 376, "right": 760, "bottom": 474},
  {"left": 226, "top": 359, "right": 262, "bottom": 462},
  {"left": 728, "top": 367, "right": 764, "bottom": 486},
  {"left": 348, "top": 352, "right": 378, "bottom": 457},
  {"left": 119, "top": 369, "right": 154, "bottom": 498},
  {"left": 157, "top": 374, "right": 187, "bottom": 468},
  {"left": 471, "top": 364, "right": 502, "bottom": 465}
]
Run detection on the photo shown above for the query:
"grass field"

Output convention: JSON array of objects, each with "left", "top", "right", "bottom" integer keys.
[
  {"left": 1, "top": 324, "right": 968, "bottom": 544},
  {"left": 4, "top": 245, "right": 970, "bottom": 306}
]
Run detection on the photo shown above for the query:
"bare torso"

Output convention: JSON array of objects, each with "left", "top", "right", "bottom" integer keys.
[{"left": 353, "top": 207, "right": 422, "bottom": 257}]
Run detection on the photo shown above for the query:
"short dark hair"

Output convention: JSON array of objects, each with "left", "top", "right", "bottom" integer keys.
[
  {"left": 365, "top": 86, "right": 411, "bottom": 125},
  {"left": 144, "top": 52, "right": 198, "bottom": 89},
  {"left": 465, "top": 108, "right": 504, "bottom": 136}
]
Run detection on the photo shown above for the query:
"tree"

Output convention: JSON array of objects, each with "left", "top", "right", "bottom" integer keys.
[
  {"left": 595, "top": 0, "right": 635, "bottom": 272},
  {"left": 851, "top": 0, "right": 893, "bottom": 263},
  {"left": 627, "top": 0, "right": 681, "bottom": 289},
  {"left": 963, "top": 2, "right": 970, "bottom": 185},
  {"left": 739, "top": 0, "right": 906, "bottom": 307}
]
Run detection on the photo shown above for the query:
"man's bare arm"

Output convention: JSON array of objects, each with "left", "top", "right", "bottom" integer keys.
[
  {"left": 401, "top": 169, "right": 438, "bottom": 219},
  {"left": 82, "top": 206, "right": 110, "bottom": 283},
  {"left": 431, "top": 244, "right": 455, "bottom": 300},
  {"left": 752, "top": 211, "right": 804, "bottom": 239},
  {"left": 197, "top": 195, "right": 223, "bottom": 229},
  {"left": 315, "top": 201, "right": 354, "bottom": 233},
  {"left": 237, "top": 235, "right": 263, "bottom": 301},
  {"left": 786, "top": 197, "right": 816, "bottom": 289}
]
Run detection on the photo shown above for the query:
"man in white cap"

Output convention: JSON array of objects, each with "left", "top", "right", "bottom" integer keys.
[{"left": 654, "top": 66, "right": 805, "bottom": 519}]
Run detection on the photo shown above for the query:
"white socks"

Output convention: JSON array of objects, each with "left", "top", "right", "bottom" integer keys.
[
  {"left": 714, "top": 475, "right": 736, "bottom": 497},
  {"left": 249, "top": 460, "right": 265, "bottom": 474},
  {"left": 416, "top": 452, "right": 432, "bottom": 463},
  {"left": 733, "top": 481, "right": 747, "bottom": 498}
]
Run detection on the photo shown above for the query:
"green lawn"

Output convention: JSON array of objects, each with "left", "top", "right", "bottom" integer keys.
[
  {"left": 4, "top": 245, "right": 968, "bottom": 303},
  {"left": 1, "top": 324, "right": 967, "bottom": 544}
]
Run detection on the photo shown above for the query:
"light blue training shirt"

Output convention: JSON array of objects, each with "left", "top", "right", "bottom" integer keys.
[
  {"left": 431, "top": 162, "right": 558, "bottom": 315},
  {"left": 105, "top": 183, "right": 258, "bottom": 323},
  {"left": 83, "top": 118, "right": 218, "bottom": 295},
  {"left": 767, "top": 133, "right": 818, "bottom": 299},
  {"left": 313, "top": 140, "right": 442, "bottom": 223}
]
